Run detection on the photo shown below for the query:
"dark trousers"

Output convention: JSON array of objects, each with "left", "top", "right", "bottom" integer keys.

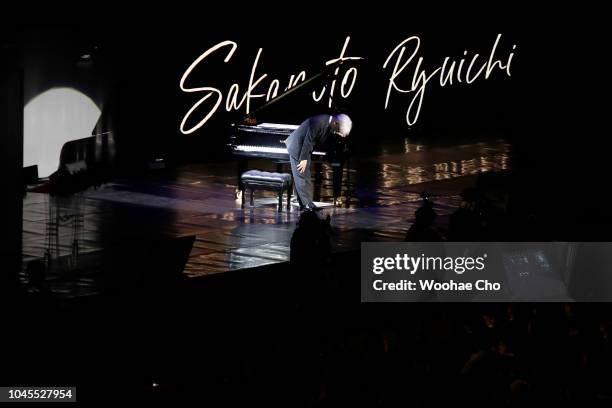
[{"left": 289, "top": 156, "right": 314, "bottom": 208}]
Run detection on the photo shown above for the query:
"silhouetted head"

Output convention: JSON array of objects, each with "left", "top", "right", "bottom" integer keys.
[
  {"left": 291, "top": 211, "right": 332, "bottom": 266},
  {"left": 298, "top": 210, "right": 328, "bottom": 230},
  {"left": 414, "top": 204, "right": 436, "bottom": 227},
  {"left": 330, "top": 113, "right": 352, "bottom": 138}
]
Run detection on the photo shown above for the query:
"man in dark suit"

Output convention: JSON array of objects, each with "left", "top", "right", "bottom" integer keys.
[{"left": 285, "top": 113, "right": 352, "bottom": 210}]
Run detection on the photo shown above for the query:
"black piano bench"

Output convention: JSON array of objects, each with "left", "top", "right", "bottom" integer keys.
[{"left": 240, "top": 170, "right": 293, "bottom": 212}]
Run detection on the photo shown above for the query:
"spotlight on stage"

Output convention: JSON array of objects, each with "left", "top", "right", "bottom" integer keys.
[{"left": 24, "top": 87, "right": 101, "bottom": 178}]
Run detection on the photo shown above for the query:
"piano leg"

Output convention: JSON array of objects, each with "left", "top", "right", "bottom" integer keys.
[
  {"left": 237, "top": 159, "right": 247, "bottom": 199},
  {"left": 313, "top": 162, "right": 323, "bottom": 203},
  {"left": 278, "top": 189, "right": 283, "bottom": 212},
  {"left": 287, "top": 183, "right": 292, "bottom": 211},
  {"left": 332, "top": 162, "right": 343, "bottom": 206}
]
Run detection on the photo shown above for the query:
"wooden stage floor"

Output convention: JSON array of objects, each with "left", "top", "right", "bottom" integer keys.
[{"left": 22, "top": 138, "right": 510, "bottom": 297}]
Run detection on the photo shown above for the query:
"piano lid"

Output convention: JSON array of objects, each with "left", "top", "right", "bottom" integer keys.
[
  {"left": 242, "top": 58, "right": 363, "bottom": 125},
  {"left": 258, "top": 123, "right": 299, "bottom": 130}
]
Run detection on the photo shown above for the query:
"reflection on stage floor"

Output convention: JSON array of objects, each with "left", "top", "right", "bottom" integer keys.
[{"left": 22, "top": 138, "right": 510, "bottom": 298}]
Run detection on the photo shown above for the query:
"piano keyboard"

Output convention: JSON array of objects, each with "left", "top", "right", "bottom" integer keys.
[{"left": 234, "top": 145, "right": 327, "bottom": 156}]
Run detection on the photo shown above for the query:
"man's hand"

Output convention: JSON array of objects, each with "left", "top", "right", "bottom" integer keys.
[{"left": 297, "top": 160, "right": 308, "bottom": 174}]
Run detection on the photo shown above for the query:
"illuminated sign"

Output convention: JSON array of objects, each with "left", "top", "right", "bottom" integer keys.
[
  {"left": 383, "top": 33, "right": 516, "bottom": 126},
  {"left": 180, "top": 34, "right": 516, "bottom": 134}
]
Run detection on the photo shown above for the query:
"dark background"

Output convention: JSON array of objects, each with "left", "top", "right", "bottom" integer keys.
[
  {"left": 5, "top": 4, "right": 606, "bottom": 239},
  {"left": 1, "top": 3, "right": 611, "bottom": 404}
]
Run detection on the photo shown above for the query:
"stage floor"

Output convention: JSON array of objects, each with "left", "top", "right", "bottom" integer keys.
[{"left": 22, "top": 138, "right": 510, "bottom": 297}]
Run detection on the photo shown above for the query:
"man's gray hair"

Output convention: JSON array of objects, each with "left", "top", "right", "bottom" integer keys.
[{"left": 333, "top": 113, "right": 352, "bottom": 136}]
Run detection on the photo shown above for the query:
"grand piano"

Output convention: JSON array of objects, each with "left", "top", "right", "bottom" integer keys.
[{"left": 229, "top": 60, "right": 356, "bottom": 206}]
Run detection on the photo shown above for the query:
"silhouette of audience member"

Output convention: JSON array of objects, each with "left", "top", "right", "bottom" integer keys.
[
  {"left": 405, "top": 193, "right": 443, "bottom": 242},
  {"left": 449, "top": 187, "right": 483, "bottom": 241},
  {"left": 291, "top": 210, "right": 332, "bottom": 267},
  {"left": 290, "top": 210, "right": 332, "bottom": 294}
]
